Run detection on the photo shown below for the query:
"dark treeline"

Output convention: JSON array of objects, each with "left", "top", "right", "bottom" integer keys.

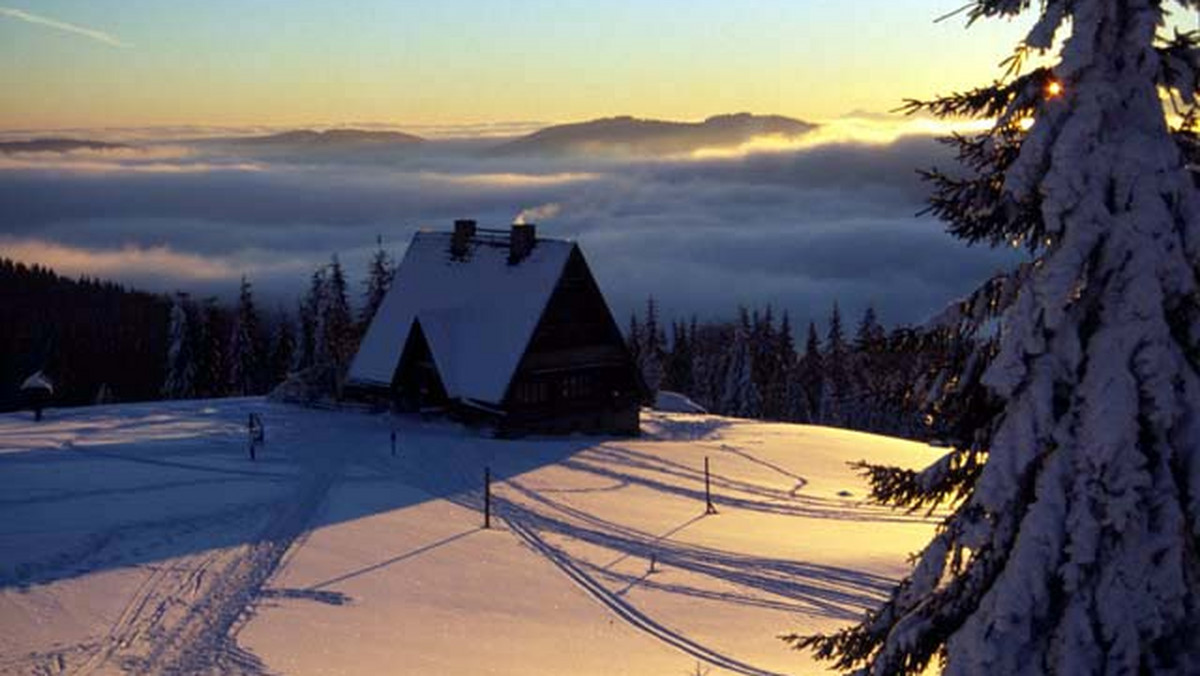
[
  {"left": 1, "top": 237, "right": 397, "bottom": 413},
  {"left": 0, "top": 258, "right": 170, "bottom": 411},
  {"left": 628, "top": 297, "right": 971, "bottom": 441},
  {"left": 5, "top": 237, "right": 971, "bottom": 440}
]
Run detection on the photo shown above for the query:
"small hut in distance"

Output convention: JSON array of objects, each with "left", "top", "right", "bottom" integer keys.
[{"left": 348, "top": 220, "right": 645, "bottom": 435}]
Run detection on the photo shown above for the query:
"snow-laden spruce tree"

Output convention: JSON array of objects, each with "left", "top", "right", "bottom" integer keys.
[
  {"left": 162, "top": 293, "right": 195, "bottom": 399},
  {"left": 639, "top": 297, "right": 667, "bottom": 394},
  {"left": 194, "top": 298, "right": 227, "bottom": 398},
  {"left": 229, "top": 276, "right": 263, "bottom": 396},
  {"left": 268, "top": 309, "right": 297, "bottom": 386},
  {"left": 692, "top": 323, "right": 725, "bottom": 410},
  {"left": 360, "top": 235, "right": 395, "bottom": 331},
  {"left": 297, "top": 267, "right": 325, "bottom": 372},
  {"left": 787, "top": 0, "right": 1200, "bottom": 673},
  {"left": 771, "top": 311, "right": 796, "bottom": 420},
  {"left": 721, "top": 309, "right": 763, "bottom": 418},
  {"left": 819, "top": 302, "right": 848, "bottom": 425},
  {"left": 793, "top": 322, "right": 824, "bottom": 423},
  {"left": 322, "top": 255, "right": 356, "bottom": 377},
  {"left": 844, "top": 306, "right": 885, "bottom": 430},
  {"left": 665, "top": 320, "right": 697, "bottom": 394},
  {"left": 626, "top": 312, "right": 643, "bottom": 364}
]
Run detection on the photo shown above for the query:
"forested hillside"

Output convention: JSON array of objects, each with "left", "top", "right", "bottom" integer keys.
[{"left": 0, "top": 258, "right": 170, "bottom": 411}]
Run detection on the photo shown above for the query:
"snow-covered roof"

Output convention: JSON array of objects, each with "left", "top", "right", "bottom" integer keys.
[
  {"left": 20, "top": 371, "right": 53, "bottom": 393},
  {"left": 348, "top": 230, "right": 576, "bottom": 405}
]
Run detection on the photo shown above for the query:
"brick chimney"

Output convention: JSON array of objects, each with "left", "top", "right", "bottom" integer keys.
[
  {"left": 451, "top": 219, "right": 476, "bottom": 258},
  {"left": 508, "top": 223, "right": 536, "bottom": 264}
]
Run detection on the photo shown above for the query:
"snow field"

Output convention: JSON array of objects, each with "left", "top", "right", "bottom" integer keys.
[{"left": 0, "top": 400, "right": 941, "bottom": 675}]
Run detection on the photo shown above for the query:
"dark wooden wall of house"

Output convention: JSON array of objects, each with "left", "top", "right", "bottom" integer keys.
[
  {"left": 503, "top": 247, "right": 642, "bottom": 434},
  {"left": 391, "top": 320, "right": 449, "bottom": 411}
]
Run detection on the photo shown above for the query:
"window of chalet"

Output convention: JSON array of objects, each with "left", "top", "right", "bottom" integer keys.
[
  {"left": 516, "top": 380, "right": 549, "bottom": 405},
  {"left": 561, "top": 373, "right": 594, "bottom": 400}
]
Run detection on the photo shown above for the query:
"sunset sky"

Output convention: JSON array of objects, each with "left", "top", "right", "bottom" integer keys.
[
  {"left": 19, "top": 0, "right": 1170, "bottom": 330},
  {"left": 1, "top": 1, "right": 1039, "bottom": 130}
]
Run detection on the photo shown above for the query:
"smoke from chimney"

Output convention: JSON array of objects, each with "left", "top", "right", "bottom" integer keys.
[{"left": 514, "top": 202, "right": 561, "bottom": 226}]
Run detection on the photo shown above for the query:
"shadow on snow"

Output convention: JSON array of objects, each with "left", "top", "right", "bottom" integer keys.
[{"left": 0, "top": 398, "right": 592, "bottom": 591}]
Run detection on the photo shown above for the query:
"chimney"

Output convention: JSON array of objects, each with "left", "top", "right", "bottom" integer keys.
[
  {"left": 451, "top": 219, "right": 476, "bottom": 258},
  {"left": 509, "top": 223, "right": 536, "bottom": 264}
]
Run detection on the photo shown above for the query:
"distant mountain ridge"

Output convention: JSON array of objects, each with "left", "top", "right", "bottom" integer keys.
[
  {"left": 0, "top": 138, "right": 131, "bottom": 154},
  {"left": 223, "top": 128, "right": 425, "bottom": 149},
  {"left": 1, "top": 116, "right": 816, "bottom": 160},
  {"left": 491, "top": 113, "right": 817, "bottom": 157}
]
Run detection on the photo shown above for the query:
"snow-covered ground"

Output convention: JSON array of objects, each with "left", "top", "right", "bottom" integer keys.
[{"left": 0, "top": 399, "right": 940, "bottom": 675}]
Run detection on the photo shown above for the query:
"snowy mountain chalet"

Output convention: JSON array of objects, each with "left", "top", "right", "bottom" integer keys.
[{"left": 347, "top": 220, "right": 645, "bottom": 435}]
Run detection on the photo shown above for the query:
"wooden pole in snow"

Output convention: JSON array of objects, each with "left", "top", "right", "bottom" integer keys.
[
  {"left": 248, "top": 414, "right": 256, "bottom": 461},
  {"left": 482, "top": 465, "right": 492, "bottom": 528},
  {"left": 704, "top": 456, "right": 717, "bottom": 514},
  {"left": 390, "top": 430, "right": 396, "bottom": 457}
]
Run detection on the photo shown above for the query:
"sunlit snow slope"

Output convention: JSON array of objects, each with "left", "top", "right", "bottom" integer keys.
[{"left": 0, "top": 399, "right": 940, "bottom": 675}]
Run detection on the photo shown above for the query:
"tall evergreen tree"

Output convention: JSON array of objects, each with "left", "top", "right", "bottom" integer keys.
[
  {"left": 789, "top": 1, "right": 1200, "bottom": 673},
  {"left": 268, "top": 308, "right": 297, "bottom": 387},
  {"left": 626, "top": 312, "right": 643, "bottom": 366},
  {"left": 639, "top": 296, "right": 666, "bottom": 394},
  {"left": 793, "top": 322, "right": 823, "bottom": 424},
  {"left": 664, "top": 320, "right": 695, "bottom": 395},
  {"left": 751, "top": 306, "right": 782, "bottom": 418},
  {"left": 917, "top": 266, "right": 1029, "bottom": 446},
  {"left": 322, "top": 255, "right": 356, "bottom": 395},
  {"left": 777, "top": 311, "right": 795, "bottom": 369},
  {"left": 690, "top": 320, "right": 726, "bottom": 411},
  {"left": 297, "top": 267, "right": 325, "bottom": 371},
  {"left": 854, "top": 304, "right": 885, "bottom": 352},
  {"left": 819, "top": 302, "right": 848, "bottom": 425},
  {"left": 721, "top": 308, "right": 762, "bottom": 418},
  {"left": 162, "top": 293, "right": 195, "bottom": 399},
  {"left": 848, "top": 304, "right": 887, "bottom": 430},
  {"left": 228, "top": 276, "right": 263, "bottom": 396},
  {"left": 361, "top": 235, "right": 395, "bottom": 331},
  {"left": 773, "top": 311, "right": 797, "bottom": 421},
  {"left": 193, "top": 298, "right": 228, "bottom": 398}
]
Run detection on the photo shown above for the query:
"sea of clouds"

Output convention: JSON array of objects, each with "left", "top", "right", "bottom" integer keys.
[{"left": 0, "top": 116, "right": 1023, "bottom": 330}]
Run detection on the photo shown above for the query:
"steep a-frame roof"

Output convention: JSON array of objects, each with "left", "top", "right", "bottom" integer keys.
[{"left": 348, "top": 230, "right": 576, "bottom": 405}]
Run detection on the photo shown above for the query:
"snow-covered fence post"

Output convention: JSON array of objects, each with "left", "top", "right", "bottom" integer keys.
[
  {"left": 704, "top": 456, "right": 717, "bottom": 515},
  {"left": 483, "top": 466, "right": 492, "bottom": 529}
]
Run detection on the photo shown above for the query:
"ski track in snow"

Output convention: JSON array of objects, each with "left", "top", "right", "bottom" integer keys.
[
  {"left": 56, "top": 471, "right": 336, "bottom": 676},
  {"left": 312, "top": 421, "right": 901, "bottom": 676},
  {"left": 502, "top": 516, "right": 788, "bottom": 676},
  {"left": 497, "top": 480, "right": 891, "bottom": 620},
  {"left": 1, "top": 404, "right": 343, "bottom": 676},
  {"left": 2, "top": 404, "right": 934, "bottom": 675},
  {"left": 350, "top": 436, "right": 793, "bottom": 676}
]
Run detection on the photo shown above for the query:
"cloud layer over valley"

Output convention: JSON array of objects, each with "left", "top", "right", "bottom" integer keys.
[{"left": 0, "top": 115, "right": 1022, "bottom": 329}]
